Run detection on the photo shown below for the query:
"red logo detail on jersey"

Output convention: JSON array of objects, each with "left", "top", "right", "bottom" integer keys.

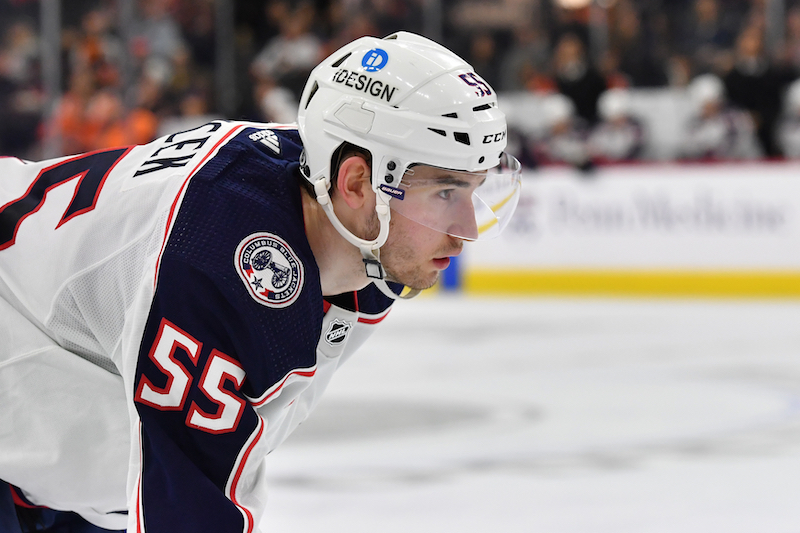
[{"left": 235, "top": 232, "right": 304, "bottom": 308}]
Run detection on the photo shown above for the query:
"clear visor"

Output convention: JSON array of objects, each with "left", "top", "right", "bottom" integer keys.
[{"left": 387, "top": 153, "right": 522, "bottom": 241}]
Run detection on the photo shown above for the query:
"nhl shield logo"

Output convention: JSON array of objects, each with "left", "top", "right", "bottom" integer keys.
[
  {"left": 235, "top": 232, "right": 304, "bottom": 308},
  {"left": 324, "top": 319, "right": 352, "bottom": 346}
]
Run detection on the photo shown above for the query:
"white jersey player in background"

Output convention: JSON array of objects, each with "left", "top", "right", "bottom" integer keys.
[{"left": 0, "top": 32, "right": 521, "bottom": 533}]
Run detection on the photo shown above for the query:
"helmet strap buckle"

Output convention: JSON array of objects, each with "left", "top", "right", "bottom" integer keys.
[{"left": 363, "top": 257, "right": 384, "bottom": 280}]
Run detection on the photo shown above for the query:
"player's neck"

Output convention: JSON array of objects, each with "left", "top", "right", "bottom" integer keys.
[{"left": 301, "top": 188, "right": 371, "bottom": 296}]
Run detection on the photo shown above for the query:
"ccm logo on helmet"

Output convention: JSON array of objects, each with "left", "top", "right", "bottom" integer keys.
[
  {"left": 332, "top": 68, "right": 398, "bottom": 103},
  {"left": 482, "top": 130, "right": 507, "bottom": 144}
]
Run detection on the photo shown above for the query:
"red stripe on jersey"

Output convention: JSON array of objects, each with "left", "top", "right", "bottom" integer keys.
[
  {"left": 9, "top": 485, "right": 41, "bottom": 508},
  {"left": 136, "top": 420, "right": 144, "bottom": 533},
  {"left": 229, "top": 417, "right": 265, "bottom": 533},
  {"left": 136, "top": 478, "right": 142, "bottom": 533},
  {"left": 153, "top": 124, "right": 246, "bottom": 287},
  {"left": 358, "top": 309, "right": 391, "bottom": 324},
  {"left": 249, "top": 367, "right": 316, "bottom": 407}
]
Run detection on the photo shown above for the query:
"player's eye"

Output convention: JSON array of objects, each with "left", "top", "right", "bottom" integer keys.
[{"left": 438, "top": 189, "right": 454, "bottom": 200}]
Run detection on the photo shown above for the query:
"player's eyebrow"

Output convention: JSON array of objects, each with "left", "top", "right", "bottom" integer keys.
[
  {"left": 435, "top": 173, "right": 487, "bottom": 188},
  {"left": 437, "top": 175, "right": 472, "bottom": 187}
]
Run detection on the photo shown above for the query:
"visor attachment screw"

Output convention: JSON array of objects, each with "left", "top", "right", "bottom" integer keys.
[
  {"left": 387, "top": 161, "right": 397, "bottom": 171},
  {"left": 385, "top": 174, "right": 394, "bottom": 183}
]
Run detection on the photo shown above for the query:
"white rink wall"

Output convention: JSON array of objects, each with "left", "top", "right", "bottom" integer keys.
[{"left": 463, "top": 162, "right": 800, "bottom": 298}]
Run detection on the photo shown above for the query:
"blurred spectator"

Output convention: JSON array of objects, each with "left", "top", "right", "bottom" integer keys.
[
  {"left": 49, "top": 68, "right": 97, "bottom": 155},
  {"left": 723, "top": 25, "right": 792, "bottom": 157},
  {"left": 530, "top": 92, "right": 592, "bottom": 169},
  {"left": 244, "top": 0, "right": 291, "bottom": 51},
  {"left": 253, "top": 76, "right": 297, "bottom": 123},
  {"left": 777, "top": 77, "right": 800, "bottom": 158},
  {"left": 50, "top": 70, "right": 159, "bottom": 154},
  {"left": 158, "top": 89, "right": 220, "bottom": 137},
  {"left": 84, "top": 89, "right": 130, "bottom": 148},
  {"left": 371, "top": 0, "right": 424, "bottom": 37},
  {"left": 681, "top": 73, "right": 761, "bottom": 160},
  {"left": 588, "top": 88, "right": 647, "bottom": 162},
  {"left": 71, "top": 7, "right": 123, "bottom": 89},
  {"left": 671, "top": 0, "right": 739, "bottom": 76},
  {"left": 782, "top": 6, "right": 800, "bottom": 73},
  {"left": 174, "top": 0, "right": 215, "bottom": 72},
  {"left": 0, "top": 18, "right": 41, "bottom": 157},
  {"left": 499, "top": 24, "right": 551, "bottom": 92},
  {"left": 0, "top": 19, "right": 39, "bottom": 88},
  {"left": 606, "top": 1, "right": 668, "bottom": 87},
  {"left": 465, "top": 31, "right": 500, "bottom": 89},
  {"left": 250, "top": 2, "right": 322, "bottom": 100},
  {"left": 323, "top": 10, "right": 381, "bottom": 58},
  {"left": 130, "top": 0, "right": 188, "bottom": 89},
  {"left": 9, "top": 0, "right": 800, "bottom": 163},
  {"left": 666, "top": 54, "right": 693, "bottom": 87},
  {"left": 552, "top": 32, "right": 607, "bottom": 124}
]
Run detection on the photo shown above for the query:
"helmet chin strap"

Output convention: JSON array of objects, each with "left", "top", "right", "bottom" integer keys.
[{"left": 312, "top": 178, "right": 420, "bottom": 300}]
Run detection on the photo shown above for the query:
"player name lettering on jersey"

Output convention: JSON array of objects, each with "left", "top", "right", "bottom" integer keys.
[{"left": 134, "top": 121, "right": 224, "bottom": 177}]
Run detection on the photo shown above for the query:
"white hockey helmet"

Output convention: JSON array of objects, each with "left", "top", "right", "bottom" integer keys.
[
  {"left": 688, "top": 74, "right": 725, "bottom": 110},
  {"left": 784, "top": 78, "right": 800, "bottom": 115},
  {"left": 541, "top": 93, "right": 575, "bottom": 128},
  {"left": 297, "top": 31, "right": 521, "bottom": 298},
  {"left": 598, "top": 88, "right": 630, "bottom": 121}
]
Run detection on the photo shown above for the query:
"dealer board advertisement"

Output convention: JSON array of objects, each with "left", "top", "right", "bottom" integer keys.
[{"left": 464, "top": 162, "right": 800, "bottom": 297}]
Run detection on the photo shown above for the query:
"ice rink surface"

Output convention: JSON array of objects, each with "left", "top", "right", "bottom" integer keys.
[{"left": 260, "top": 296, "right": 800, "bottom": 533}]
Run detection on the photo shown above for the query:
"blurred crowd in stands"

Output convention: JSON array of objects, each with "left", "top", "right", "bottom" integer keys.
[{"left": 4, "top": 0, "right": 800, "bottom": 166}]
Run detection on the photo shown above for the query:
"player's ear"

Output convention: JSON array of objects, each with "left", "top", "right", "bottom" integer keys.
[{"left": 335, "top": 155, "right": 372, "bottom": 209}]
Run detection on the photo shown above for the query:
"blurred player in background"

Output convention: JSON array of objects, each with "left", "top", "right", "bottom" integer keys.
[
  {"left": 0, "top": 32, "right": 521, "bottom": 533},
  {"left": 530, "top": 92, "right": 592, "bottom": 170},
  {"left": 588, "top": 87, "right": 647, "bottom": 163},
  {"left": 777, "top": 78, "right": 800, "bottom": 158},
  {"left": 681, "top": 73, "right": 761, "bottom": 161}
]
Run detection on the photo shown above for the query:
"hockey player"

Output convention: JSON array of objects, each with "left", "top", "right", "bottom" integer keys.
[
  {"left": 681, "top": 73, "right": 762, "bottom": 161},
  {"left": 588, "top": 88, "right": 647, "bottom": 163},
  {"left": 777, "top": 77, "right": 800, "bottom": 158},
  {"left": 0, "top": 32, "right": 521, "bottom": 532}
]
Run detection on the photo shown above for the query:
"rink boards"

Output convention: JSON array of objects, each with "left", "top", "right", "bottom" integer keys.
[{"left": 463, "top": 162, "right": 800, "bottom": 297}]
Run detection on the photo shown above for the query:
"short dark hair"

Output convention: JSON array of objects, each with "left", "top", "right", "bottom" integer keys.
[{"left": 297, "top": 142, "right": 372, "bottom": 197}]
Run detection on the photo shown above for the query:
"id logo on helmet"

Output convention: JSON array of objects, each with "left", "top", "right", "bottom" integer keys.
[
  {"left": 362, "top": 48, "right": 388, "bottom": 71},
  {"left": 235, "top": 232, "right": 304, "bottom": 308}
]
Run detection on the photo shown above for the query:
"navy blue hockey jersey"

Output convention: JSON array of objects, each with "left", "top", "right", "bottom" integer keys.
[{"left": 0, "top": 121, "right": 394, "bottom": 532}]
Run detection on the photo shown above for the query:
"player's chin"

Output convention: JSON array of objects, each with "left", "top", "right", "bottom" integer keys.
[{"left": 388, "top": 267, "right": 441, "bottom": 292}]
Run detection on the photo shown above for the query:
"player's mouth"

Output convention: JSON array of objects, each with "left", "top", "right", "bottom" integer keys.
[
  {"left": 431, "top": 247, "right": 462, "bottom": 270},
  {"left": 432, "top": 257, "right": 451, "bottom": 270}
]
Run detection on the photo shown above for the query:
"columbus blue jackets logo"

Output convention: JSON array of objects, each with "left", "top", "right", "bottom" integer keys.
[{"left": 235, "top": 232, "right": 304, "bottom": 308}]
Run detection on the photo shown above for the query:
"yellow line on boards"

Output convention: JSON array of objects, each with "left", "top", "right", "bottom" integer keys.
[{"left": 463, "top": 269, "right": 800, "bottom": 298}]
